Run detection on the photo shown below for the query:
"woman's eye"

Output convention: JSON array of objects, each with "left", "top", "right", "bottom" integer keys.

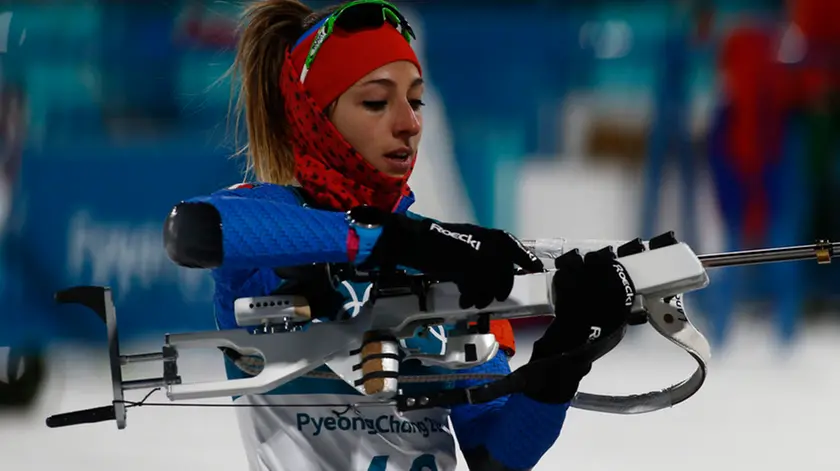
[
  {"left": 410, "top": 99, "right": 426, "bottom": 111},
  {"left": 362, "top": 100, "right": 387, "bottom": 111}
]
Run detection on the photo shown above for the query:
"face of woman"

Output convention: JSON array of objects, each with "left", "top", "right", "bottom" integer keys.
[{"left": 328, "top": 60, "right": 424, "bottom": 178}]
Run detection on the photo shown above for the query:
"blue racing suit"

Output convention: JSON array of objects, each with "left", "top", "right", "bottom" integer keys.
[{"left": 185, "top": 182, "right": 570, "bottom": 470}]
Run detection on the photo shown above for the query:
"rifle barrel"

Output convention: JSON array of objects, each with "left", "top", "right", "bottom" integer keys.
[{"left": 698, "top": 241, "right": 838, "bottom": 268}]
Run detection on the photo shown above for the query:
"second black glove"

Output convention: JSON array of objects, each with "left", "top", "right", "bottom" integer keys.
[
  {"left": 348, "top": 205, "right": 545, "bottom": 310},
  {"left": 523, "top": 247, "right": 639, "bottom": 404}
]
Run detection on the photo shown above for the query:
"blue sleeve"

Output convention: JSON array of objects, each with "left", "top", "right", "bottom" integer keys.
[
  {"left": 450, "top": 351, "right": 570, "bottom": 470},
  {"left": 185, "top": 183, "right": 382, "bottom": 270}
]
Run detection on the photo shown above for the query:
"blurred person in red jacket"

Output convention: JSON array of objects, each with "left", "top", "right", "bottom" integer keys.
[{"left": 712, "top": 0, "right": 840, "bottom": 248}]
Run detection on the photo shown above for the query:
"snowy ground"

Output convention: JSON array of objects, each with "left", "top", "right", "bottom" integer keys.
[{"left": 3, "top": 314, "right": 840, "bottom": 471}]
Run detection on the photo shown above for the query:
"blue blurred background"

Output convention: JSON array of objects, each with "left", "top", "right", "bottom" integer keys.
[
  {"left": 5, "top": 1, "right": 840, "bottom": 470},
  {"left": 2, "top": 0, "right": 840, "bottom": 348}
]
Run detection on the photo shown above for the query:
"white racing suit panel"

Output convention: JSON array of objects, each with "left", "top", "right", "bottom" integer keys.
[{"left": 234, "top": 393, "right": 457, "bottom": 471}]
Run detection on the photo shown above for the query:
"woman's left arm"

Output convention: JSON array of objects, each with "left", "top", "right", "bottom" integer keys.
[
  {"left": 449, "top": 237, "right": 639, "bottom": 470},
  {"left": 449, "top": 351, "right": 570, "bottom": 471}
]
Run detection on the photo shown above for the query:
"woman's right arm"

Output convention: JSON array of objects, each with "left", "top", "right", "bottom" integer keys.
[
  {"left": 167, "top": 187, "right": 545, "bottom": 313},
  {"left": 163, "top": 183, "right": 383, "bottom": 270}
]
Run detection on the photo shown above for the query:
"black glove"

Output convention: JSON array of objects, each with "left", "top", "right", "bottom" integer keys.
[
  {"left": 523, "top": 248, "right": 639, "bottom": 404},
  {"left": 348, "top": 205, "right": 544, "bottom": 310}
]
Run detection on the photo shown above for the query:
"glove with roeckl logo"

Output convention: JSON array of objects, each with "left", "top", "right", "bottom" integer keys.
[
  {"left": 522, "top": 248, "right": 639, "bottom": 404},
  {"left": 348, "top": 205, "right": 545, "bottom": 310}
]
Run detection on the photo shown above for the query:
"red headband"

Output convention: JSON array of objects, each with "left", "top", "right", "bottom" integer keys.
[{"left": 289, "top": 22, "right": 422, "bottom": 110}]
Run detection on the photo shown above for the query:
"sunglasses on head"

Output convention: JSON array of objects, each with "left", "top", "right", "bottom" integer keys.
[{"left": 300, "top": 0, "right": 415, "bottom": 83}]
